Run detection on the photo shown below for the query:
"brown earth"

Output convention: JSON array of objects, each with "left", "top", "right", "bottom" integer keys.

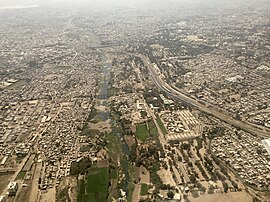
[{"left": 190, "top": 192, "right": 252, "bottom": 202}]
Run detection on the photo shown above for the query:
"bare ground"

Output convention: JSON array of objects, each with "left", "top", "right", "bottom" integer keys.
[
  {"left": 157, "top": 167, "right": 176, "bottom": 186},
  {"left": 190, "top": 192, "right": 253, "bottom": 202},
  {"left": 0, "top": 174, "right": 13, "bottom": 194},
  {"left": 88, "top": 120, "right": 112, "bottom": 133},
  {"left": 40, "top": 187, "right": 56, "bottom": 202},
  {"left": 139, "top": 166, "right": 150, "bottom": 184},
  {"left": 14, "top": 180, "right": 32, "bottom": 202},
  {"left": 132, "top": 184, "right": 141, "bottom": 202},
  {"left": 56, "top": 176, "right": 77, "bottom": 202}
]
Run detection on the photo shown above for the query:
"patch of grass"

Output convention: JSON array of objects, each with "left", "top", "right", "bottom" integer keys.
[
  {"left": 127, "top": 182, "right": 135, "bottom": 202},
  {"left": 87, "top": 107, "right": 98, "bottom": 122},
  {"left": 77, "top": 179, "right": 85, "bottom": 202},
  {"left": 148, "top": 120, "right": 158, "bottom": 136},
  {"left": 16, "top": 171, "right": 26, "bottom": 180},
  {"left": 135, "top": 124, "right": 148, "bottom": 142},
  {"left": 80, "top": 128, "right": 99, "bottom": 136},
  {"left": 77, "top": 167, "right": 109, "bottom": 202},
  {"left": 80, "top": 144, "right": 91, "bottom": 152},
  {"left": 108, "top": 87, "right": 117, "bottom": 97},
  {"left": 157, "top": 116, "right": 167, "bottom": 135},
  {"left": 105, "top": 133, "right": 121, "bottom": 155},
  {"left": 140, "top": 183, "right": 148, "bottom": 196},
  {"left": 109, "top": 167, "right": 118, "bottom": 179}
]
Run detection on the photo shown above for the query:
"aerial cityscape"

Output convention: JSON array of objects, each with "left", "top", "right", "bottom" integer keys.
[{"left": 0, "top": 0, "right": 269, "bottom": 202}]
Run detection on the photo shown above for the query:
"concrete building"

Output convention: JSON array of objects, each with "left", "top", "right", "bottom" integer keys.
[{"left": 7, "top": 182, "right": 18, "bottom": 196}]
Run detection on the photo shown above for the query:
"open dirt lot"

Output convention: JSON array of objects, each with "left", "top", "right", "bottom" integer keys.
[
  {"left": 190, "top": 192, "right": 252, "bottom": 202},
  {"left": 0, "top": 173, "right": 13, "bottom": 193},
  {"left": 89, "top": 120, "right": 112, "bottom": 133}
]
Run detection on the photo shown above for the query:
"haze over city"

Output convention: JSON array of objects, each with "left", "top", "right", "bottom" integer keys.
[{"left": 0, "top": 0, "right": 269, "bottom": 202}]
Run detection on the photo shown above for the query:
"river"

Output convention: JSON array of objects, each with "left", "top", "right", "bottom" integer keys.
[{"left": 92, "top": 35, "right": 131, "bottom": 196}]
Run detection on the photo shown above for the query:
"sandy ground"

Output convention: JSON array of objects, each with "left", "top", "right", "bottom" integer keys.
[
  {"left": 133, "top": 111, "right": 141, "bottom": 123},
  {"left": 14, "top": 180, "right": 32, "bottom": 202},
  {"left": 98, "top": 159, "right": 109, "bottom": 168},
  {"left": 95, "top": 104, "right": 107, "bottom": 112},
  {"left": 190, "top": 192, "right": 253, "bottom": 202},
  {"left": 140, "top": 166, "right": 150, "bottom": 184},
  {"left": 157, "top": 167, "right": 176, "bottom": 186},
  {"left": 40, "top": 187, "right": 56, "bottom": 202},
  {"left": 89, "top": 120, "right": 112, "bottom": 133},
  {"left": 0, "top": 174, "right": 13, "bottom": 193},
  {"left": 132, "top": 184, "right": 141, "bottom": 202}
]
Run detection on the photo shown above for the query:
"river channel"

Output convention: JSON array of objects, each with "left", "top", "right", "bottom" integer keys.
[{"left": 92, "top": 34, "right": 131, "bottom": 196}]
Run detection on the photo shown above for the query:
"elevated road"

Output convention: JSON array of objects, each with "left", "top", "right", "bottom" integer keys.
[{"left": 141, "top": 55, "right": 270, "bottom": 138}]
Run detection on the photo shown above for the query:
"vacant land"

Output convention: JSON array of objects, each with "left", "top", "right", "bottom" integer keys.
[
  {"left": 190, "top": 192, "right": 252, "bottom": 202},
  {"left": 135, "top": 123, "right": 148, "bottom": 141},
  {"left": 15, "top": 180, "right": 32, "bottom": 202},
  {"left": 0, "top": 173, "right": 13, "bottom": 193}
]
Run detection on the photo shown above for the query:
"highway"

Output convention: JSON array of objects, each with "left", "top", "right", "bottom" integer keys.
[{"left": 140, "top": 55, "right": 270, "bottom": 139}]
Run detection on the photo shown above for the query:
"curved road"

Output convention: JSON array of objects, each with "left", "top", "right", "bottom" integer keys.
[{"left": 141, "top": 55, "right": 270, "bottom": 139}]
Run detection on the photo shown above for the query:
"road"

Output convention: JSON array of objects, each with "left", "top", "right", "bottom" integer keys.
[{"left": 140, "top": 55, "right": 270, "bottom": 139}]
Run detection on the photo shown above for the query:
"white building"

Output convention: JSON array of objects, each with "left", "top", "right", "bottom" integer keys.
[{"left": 7, "top": 182, "right": 18, "bottom": 196}]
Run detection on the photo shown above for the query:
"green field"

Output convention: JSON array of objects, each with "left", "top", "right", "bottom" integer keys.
[
  {"left": 140, "top": 183, "right": 148, "bottom": 196},
  {"left": 157, "top": 116, "right": 168, "bottom": 135},
  {"left": 16, "top": 171, "right": 26, "bottom": 180},
  {"left": 108, "top": 87, "right": 117, "bottom": 97},
  {"left": 77, "top": 180, "right": 85, "bottom": 202},
  {"left": 78, "top": 167, "right": 109, "bottom": 202},
  {"left": 87, "top": 167, "right": 109, "bottom": 202},
  {"left": 105, "top": 133, "right": 121, "bottom": 155},
  {"left": 148, "top": 120, "right": 158, "bottom": 136},
  {"left": 135, "top": 124, "right": 148, "bottom": 142}
]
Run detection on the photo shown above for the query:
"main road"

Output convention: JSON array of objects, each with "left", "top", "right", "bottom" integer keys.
[{"left": 140, "top": 55, "right": 270, "bottom": 139}]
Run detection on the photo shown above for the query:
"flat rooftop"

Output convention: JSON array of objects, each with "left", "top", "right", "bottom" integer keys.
[{"left": 262, "top": 138, "right": 270, "bottom": 156}]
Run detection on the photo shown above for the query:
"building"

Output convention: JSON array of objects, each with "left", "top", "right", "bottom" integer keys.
[
  {"left": 7, "top": 182, "right": 18, "bottom": 196},
  {"left": 262, "top": 138, "right": 270, "bottom": 156},
  {"left": 0, "top": 196, "right": 6, "bottom": 202}
]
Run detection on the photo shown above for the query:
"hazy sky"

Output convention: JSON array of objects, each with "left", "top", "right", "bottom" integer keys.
[
  {"left": 0, "top": 0, "right": 267, "bottom": 11},
  {"left": 0, "top": 0, "right": 266, "bottom": 6}
]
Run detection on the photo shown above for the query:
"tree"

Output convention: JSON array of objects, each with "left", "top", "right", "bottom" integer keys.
[
  {"left": 167, "top": 191, "right": 175, "bottom": 199},
  {"left": 223, "top": 181, "right": 228, "bottom": 193},
  {"left": 201, "top": 186, "right": 206, "bottom": 193},
  {"left": 208, "top": 185, "right": 215, "bottom": 194},
  {"left": 190, "top": 174, "right": 197, "bottom": 184}
]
